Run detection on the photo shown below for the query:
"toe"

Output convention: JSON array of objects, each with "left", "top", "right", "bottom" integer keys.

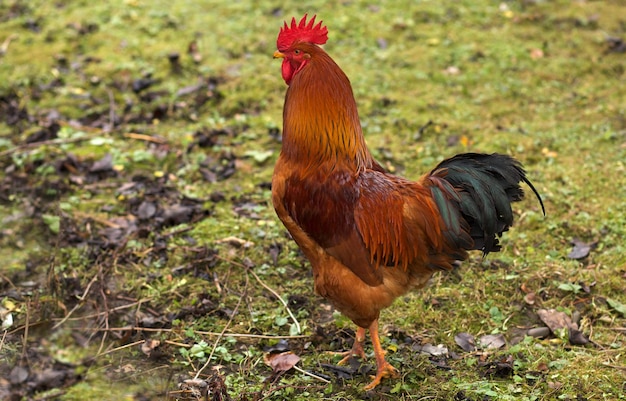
[{"left": 363, "top": 362, "right": 399, "bottom": 390}]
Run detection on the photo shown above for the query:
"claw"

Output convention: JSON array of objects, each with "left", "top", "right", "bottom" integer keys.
[
  {"left": 325, "top": 322, "right": 401, "bottom": 390},
  {"left": 326, "top": 327, "right": 367, "bottom": 365},
  {"left": 336, "top": 346, "right": 366, "bottom": 366},
  {"left": 362, "top": 318, "right": 398, "bottom": 390},
  {"left": 363, "top": 361, "right": 399, "bottom": 391}
]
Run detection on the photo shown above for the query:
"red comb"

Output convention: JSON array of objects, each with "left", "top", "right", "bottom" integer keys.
[{"left": 277, "top": 14, "right": 328, "bottom": 51}]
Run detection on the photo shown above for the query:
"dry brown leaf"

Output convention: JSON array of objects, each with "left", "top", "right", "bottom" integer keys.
[
  {"left": 419, "top": 343, "right": 449, "bottom": 356},
  {"left": 141, "top": 339, "right": 161, "bottom": 356},
  {"left": 567, "top": 238, "right": 597, "bottom": 260},
  {"left": 217, "top": 236, "right": 254, "bottom": 248},
  {"left": 548, "top": 381, "right": 563, "bottom": 390},
  {"left": 524, "top": 292, "right": 536, "bottom": 305},
  {"left": 530, "top": 48, "right": 544, "bottom": 59},
  {"left": 263, "top": 351, "right": 300, "bottom": 373},
  {"left": 479, "top": 334, "right": 506, "bottom": 350},
  {"left": 537, "top": 309, "right": 589, "bottom": 345},
  {"left": 537, "top": 308, "right": 577, "bottom": 332},
  {"left": 568, "top": 328, "right": 590, "bottom": 345},
  {"left": 454, "top": 332, "right": 476, "bottom": 352}
]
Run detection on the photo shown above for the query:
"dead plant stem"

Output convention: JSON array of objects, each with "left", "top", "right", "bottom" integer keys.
[
  {"left": 51, "top": 298, "right": 152, "bottom": 323},
  {"left": 21, "top": 299, "right": 30, "bottom": 360},
  {"left": 292, "top": 365, "right": 330, "bottom": 383},
  {"left": 215, "top": 254, "right": 302, "bottom": 334},
  {"left": 96, "top": 340, "right": 144, "bottom": 357},
  {"left": 52, "top": 272, "right": 99, "bottom": 330},
  {"left": 247, "top": 266, "right": 301, "bottom": 334},
  {"left": 193, "top": 273, "right": 249, "bottom": 380},
  {"left": 72, "top": 326, "right": 308, "bottom": 339}
]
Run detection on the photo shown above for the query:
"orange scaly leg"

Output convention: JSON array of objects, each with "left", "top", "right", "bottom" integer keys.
[
  {"left": 336, "top": 327, "right": 367, "bottom": 365},
  {"left": 363, "top": 319, "right": 399, "bottom": 390}
]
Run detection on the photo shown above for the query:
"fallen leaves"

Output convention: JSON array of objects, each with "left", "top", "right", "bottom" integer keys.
[
  {"left": 244, "top": 149, "right": 274, "bottom": 165},
  {"left": 454, "top": 332, "right": 476, "bottom": 352},
  {"left": 179, "top": 374, "right": 232, "bottom": 401},
  {"left": 2, "top": 356, "right": 79, "bottom": 400},
  {"left": 541, "top": 147, "right": 558, "bottom": 158},
  {"left": 264, "top": 351, "right": 300, "bottom": 373},
  {"left": 479, "top": 334, "right": 507, "bottom": 350},
  {"left": 480, "top": 354, "right": 514, "bottom": 378},
  {"left": 567, "top": 238, "right": 597, "bottom": 260},
  {"left": 537, "top": 308, "right": 589, "bottom": 345},
  {"left": 454, "top": 333, "right": 506, "bottom": 352},
  {"left": 417, "top": 343, "right": 449, "bottom": 356},
  {"left": 454, "top": 332, "right": 515, "bottom": 379},
  {"left": 523, "top": 291, "right": 537, "bottom": 305},
  {"left": 89, "top": 152, "right": 114, "bottom": 174},
  {"left": 529, "top": 48, "right": 545, "bottom": 60},
  {"left": 263, "top": 350, "right": 330, "bottom": 385},
  {"left": 537, "top": 308, "right": 577, "bottom": 333},
  {"left": 604, "top": 36, "right": 626, "bottom": 54},
  {"left": 141, "top": 339, "right": 161, "bottom": 357}
]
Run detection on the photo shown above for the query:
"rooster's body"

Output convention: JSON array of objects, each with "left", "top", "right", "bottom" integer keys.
[{"left": 272, "top": 15, "right": 543, "bottom": 390}]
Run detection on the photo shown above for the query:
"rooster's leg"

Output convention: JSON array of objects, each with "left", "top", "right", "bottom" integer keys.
[
  {"left": 336, "top": 327, "right": 367, "bottom": 365},
  {"left": 363, "top": 319, "right": 399, "bottom": 390}
]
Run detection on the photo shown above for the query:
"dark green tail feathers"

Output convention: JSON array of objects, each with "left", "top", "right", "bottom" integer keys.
[{"left": 429, "top": 153, "right": 545, "bottom": 255}]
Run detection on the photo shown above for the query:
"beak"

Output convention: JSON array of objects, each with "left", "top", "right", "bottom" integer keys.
[{"left": 273, "top": 50, "right": 285, "bottom": 59}]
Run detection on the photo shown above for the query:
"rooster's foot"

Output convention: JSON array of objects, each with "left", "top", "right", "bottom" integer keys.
[{"left": 363, "top": 361, "right": 399, "bottom": 390}]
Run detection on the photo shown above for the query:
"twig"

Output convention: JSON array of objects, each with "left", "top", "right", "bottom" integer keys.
[
  {"left": 214, "top": 254, "right": 302, "bottom": 334},
  {"left": 0, "top": 329, "right": 6, "bottom": 353},
  {"left": 292, "top": 365, "right": 330, "bottom": 383},
  {"left": 0, "top": 34, "right": 18, "bottom": 56},
  {"left": 165, "top": 339, "right": 192, "bottom": 348},
  {"left": 193, "top": 273, "right": 248, "bottom": 379},
  {"left": 96, "top": 273, "right": 111, "bottom": 355},
  {"left": 71, "top": 326, "right": 309, "bottom": 339},
  {"left": 255, "top": 384, "right": 327, "bottom": 401},
  {"left": 0, "top": 271, "right": 17, "bottom": 290},
  {"left": 32, "top": 389, "right": 67, "bottom": 400},
  {"left": 96, "top": 340, "right": 144, "bottom": 357},
  {"left": 123, "top": 132, "right": 168, "bottom": 144},
  {"left": 106, "top": 89, "right": 116, "bottom": 133},
  {"left": 51, "top": 298, "right": 152, "bottom": 322},
  {"left": 195, "top": 330, "right": 309, "bottom": 340},
  {"left": 21, "top": 299, "right": 30, "bottom": 360},
  {"left": 0, "top": 135, "right": 96, "bottom": 159},
  {"left": 247, "top": 268, "right": 301, "bottom": 334},
  {"left": 125, "top": 365, "right": 170, "bottom": 381},
  {"left": 602, "top": 363, "right": 626, "bottom": 371},
  {"left": 417, "top": 119, "right": 433, "bottom": 136},
  {"left": 213, "top": 272, "right": 222, "bottom": 295},
  {"left": 7, "top": 321, "right": 47, "bottom": 336},
  {"left": 52, "top": 273, "right": 99, "bottom": 330},
  {"left": 72, "top": 211, "right": 122, "bottom": 228},
  {"left": 163, "top": 225, "right": 194, "bottom": 238}
]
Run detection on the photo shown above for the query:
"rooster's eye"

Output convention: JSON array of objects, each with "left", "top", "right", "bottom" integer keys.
[{"left": 294, "top": 49, "right": 301, "bottom": 55}]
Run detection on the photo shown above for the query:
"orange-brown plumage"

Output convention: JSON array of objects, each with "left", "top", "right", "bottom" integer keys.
[{"left": 272, "top": 15, "right": 543, "bottom": 390}]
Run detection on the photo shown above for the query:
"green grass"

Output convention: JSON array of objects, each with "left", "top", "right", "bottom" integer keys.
[{"left": 1, "top": 0, "right": 625, "bottom": 400}]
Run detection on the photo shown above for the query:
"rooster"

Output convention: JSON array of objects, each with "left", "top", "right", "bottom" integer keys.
[{"left": 271, "top": 15, "right": 544, "bottom": 390}]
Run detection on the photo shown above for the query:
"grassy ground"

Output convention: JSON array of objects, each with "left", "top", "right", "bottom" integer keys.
[{"left": 1, "top": 0, "right": 625, "bottom": 400}]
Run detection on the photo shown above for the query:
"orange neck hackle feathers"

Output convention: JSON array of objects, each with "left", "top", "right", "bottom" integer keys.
[
  {"left": 276, "top": 15, "right": 373, "bottom": 171},
  {"left": 277, "top": 14, "right": 328, "bottom": 51}
]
